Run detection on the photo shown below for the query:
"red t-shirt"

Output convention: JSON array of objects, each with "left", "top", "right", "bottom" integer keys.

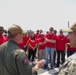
[
  {"left": 23, "top": 36, "right": 29, "bottom": 46},
  {"left": 45, "top": 33, "right": 56, "bottom": 48},
  {"left": 19, "top": 42, "right": 24, "bottom": 50},
  {"left": 67, "top": 45, "right": 76, "bottom": 51},
  {"left": 56, "top": 35, "right": 67, "bottom": 51},
  {"left": 19, "top": 36, "right": 29, "bottom": 49},
  {"left": 28, "top": 38, "right": 37, "bottom": 50},
  {"left": 38, "top": 37, "right": 45, "bottom": 50},
  {"left": 67, "top": 38, "right": 76, "bottom": 51},
  {"left": 35, "top": 33, "right": 41, "bottom": 39},
  {"left": 4, "top": 35, "right": 9, "bottom": 41},
  {"left": 0, "top": 35, "right": 7, "bottom": 45}
]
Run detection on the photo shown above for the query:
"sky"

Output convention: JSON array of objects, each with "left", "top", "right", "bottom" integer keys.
[{"left": 0, "top": 0, "right": 76, "bottom": 32}]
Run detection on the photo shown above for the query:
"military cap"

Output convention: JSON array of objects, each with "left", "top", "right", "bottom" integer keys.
[{"left": 8, "top": 24, "right": 23, "bottom": 35}]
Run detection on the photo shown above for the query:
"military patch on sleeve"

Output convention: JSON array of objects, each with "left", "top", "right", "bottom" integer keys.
[{"left": 22, "top": 58, "right": 28, "bottom": 64}]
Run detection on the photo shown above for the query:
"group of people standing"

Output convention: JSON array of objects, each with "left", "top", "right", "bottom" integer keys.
[
  {"left": 0, "top": 23, "right": 76, "bottom": 75},
  {"left": 0, "top": 25, "right": 45, "bottom": 75},
  {"left": 0, "top": 25, "right": 76, "bottom": 70},
  {"left": 6, "top": 26, "right": 75, "bottom": 69}
]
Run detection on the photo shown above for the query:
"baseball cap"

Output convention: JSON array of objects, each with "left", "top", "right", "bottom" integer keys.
[
  {"left": 62, "top": 22, "right": 76, "bottom": 33},
  {"left": 8, "top": 24, "right": 23, "bottom": 35}
]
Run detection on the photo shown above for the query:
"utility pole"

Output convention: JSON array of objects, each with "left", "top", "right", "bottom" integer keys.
[{"left": 68, "top": 21, "right": 70, "bottom": 28}]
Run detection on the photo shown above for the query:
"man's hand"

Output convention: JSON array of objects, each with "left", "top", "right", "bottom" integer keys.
[{"left": 34, "top": 59, "right": 46, "bottom": 70}]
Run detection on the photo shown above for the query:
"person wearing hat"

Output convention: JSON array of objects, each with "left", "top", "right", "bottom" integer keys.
[
  {"left": 0, "top": 24, "right": 45, "bottom": 75},
  {"left": 58, "top": 22, "right": 76, "bottom": 75}
]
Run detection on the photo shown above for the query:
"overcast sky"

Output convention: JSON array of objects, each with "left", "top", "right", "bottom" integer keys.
[{"left": 0, "top": 0, "right": 76, "bottom": 32}]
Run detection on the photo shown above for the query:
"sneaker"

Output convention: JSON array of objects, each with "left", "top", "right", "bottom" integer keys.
[{"left": 51, "top": 66, "right": 54, "bottom": 69}]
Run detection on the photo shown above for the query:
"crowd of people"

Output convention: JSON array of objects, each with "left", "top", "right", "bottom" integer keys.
[
  {"left": 0, "top": 25, "right": 45, "bottom": 75},
  {"left": 0, "top": 24, "right": 76, "bottom": 75},
  {"left": 0, "top": 25, "right": 76, "bottom": 67}
]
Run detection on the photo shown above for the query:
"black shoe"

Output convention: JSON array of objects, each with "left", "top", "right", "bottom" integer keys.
[
  {"left": 44, "top": 64, "right": 48, "bottom": 69},
  {"left": 51, "top": 66, "right": 54, "bottom": 69},
  {"left": 56, "top": 64, "right": 59, "bottom": 67}
]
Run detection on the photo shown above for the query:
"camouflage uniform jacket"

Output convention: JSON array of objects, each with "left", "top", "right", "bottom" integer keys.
[{"left": 58, "top": 52, "right": 76, "bottom": 75}]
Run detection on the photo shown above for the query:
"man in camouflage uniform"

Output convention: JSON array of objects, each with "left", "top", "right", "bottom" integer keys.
[
  {"left": 0, "top": 24, "right": 45, "bottom": 75},
  {"left": 58, "top": 23, "right": 76, "bottom": 75}
]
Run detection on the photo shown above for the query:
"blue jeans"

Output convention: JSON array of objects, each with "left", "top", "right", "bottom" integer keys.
[{"left": 45, "top": 47, "right": 54, "bottom": 66}]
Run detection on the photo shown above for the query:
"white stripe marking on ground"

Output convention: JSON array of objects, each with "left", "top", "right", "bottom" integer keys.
[
  {"left": 39, "top": 68, "right": 59, "bottom": 75},
  {"left": 39, "top": 71, "right": 51, "bottom": 75}
]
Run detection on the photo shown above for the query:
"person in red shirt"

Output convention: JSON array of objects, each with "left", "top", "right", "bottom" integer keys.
[
  {"left": 35, "top": 29, "right": 40, "bottom": 39},
  {"left": 66, "top": 35, "right": 76, "bottom": 57},
  {"left": 56, "top": 29, "right": 67, "bottom": 67},
  {"left": 23, "top": 34, "right": 29, "bottom": 52},
  {"left": 0, "top": 26, "right": 7, "bottom": 45},
  {"left": 19, "top": 31, "right": 29, "bottom": 52},
  {"left": 28, "top": 32, "right": 37, "bottom": 62},
  {"left": 44, "top": 27, "right": 56, "bottom": 69},
  {"left": 53, "top": 30, "right": 57, "bottom": 65},
  {"left": 37, "top": 33, "right": 46, "bottom": 60},
  {"left": 19, "top": 42, "right": 23, "bottom": 49},
  {"left": 39, "top": 29, "right": 43, "bottom": 34}
]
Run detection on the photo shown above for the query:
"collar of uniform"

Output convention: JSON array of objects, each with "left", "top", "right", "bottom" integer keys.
[{"left": 8, "top": 40, "right": 19, "bottom": 46}]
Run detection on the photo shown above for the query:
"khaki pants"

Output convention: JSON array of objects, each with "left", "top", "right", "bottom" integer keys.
[{"left": 38, "top": 49, "right": 45, "bottom": 60}]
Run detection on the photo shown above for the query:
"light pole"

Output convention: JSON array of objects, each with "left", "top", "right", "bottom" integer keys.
[{"left": 68, "top": 21, "right": 70, "bottom": 28}]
